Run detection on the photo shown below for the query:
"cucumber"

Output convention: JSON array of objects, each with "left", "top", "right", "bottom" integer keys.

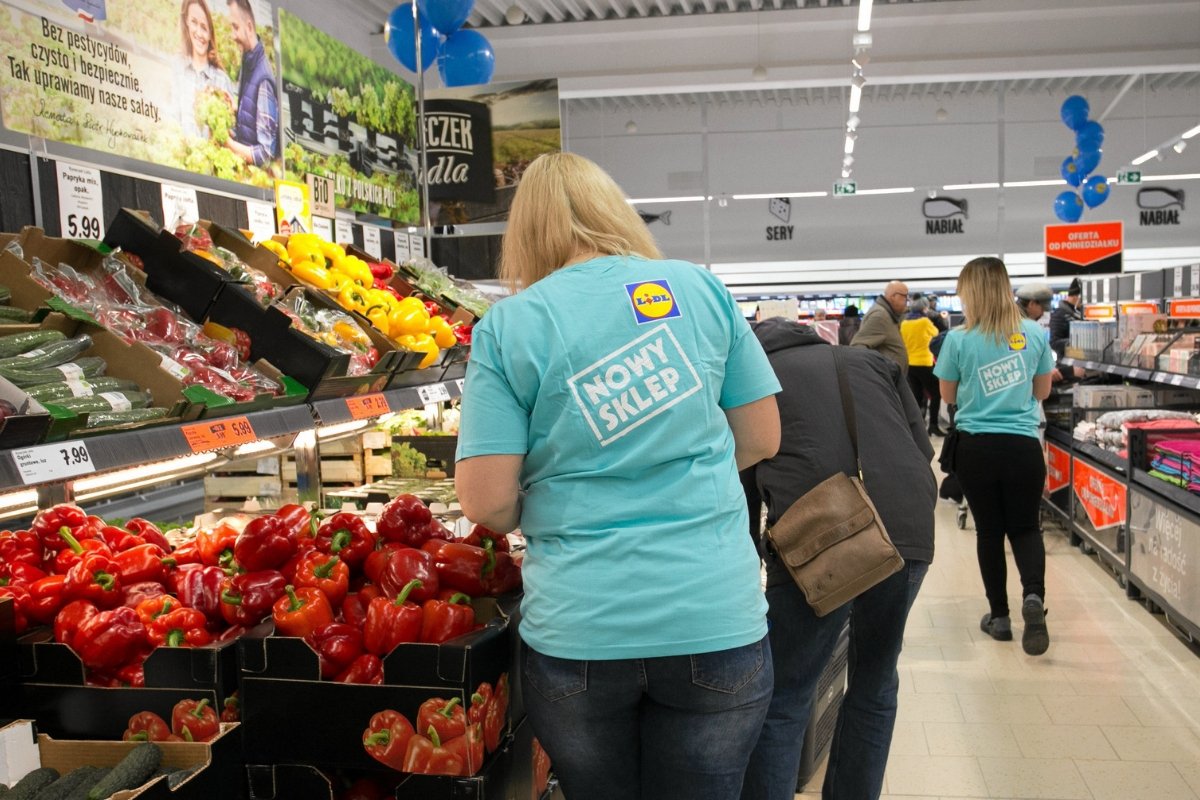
[
  {"left": 0, "top": 336, "right": 92, "bottom": 371},
  {"left": 86, "top": 743, "right": 160, "bottom": 800},
  {"left": 25, "top": 378, "right": 140, "bottom": 403},
  {"left": 0, "top": 330, "right": 66, "bottom": 359},
  {"left": 29, "top": 766, "right": 104, "bottom": 800},
  {"left": 46, "top": 390, "right": 152, "bottom": 414},
  {"left": 166, "top": 765, "right": 203, "bottom": 790},
  {"left": 5, "top": 768, "right": 59, "bottom": 800},
  {"left": 3, "top": 357, "right": 106, "bottom": 388},
  {"left": 0, "top": 307, "right": 34, "bottom": 323},
  {"left": 61, "top": 770, "right": 108, "bottom": 800},
  {"left": 85, "top": 407, "right": 169, "bottom": 429}
]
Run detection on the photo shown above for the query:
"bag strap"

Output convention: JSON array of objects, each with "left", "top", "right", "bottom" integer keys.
[{"left": 830, "top": 347, "right": 862, "bottom": 479}]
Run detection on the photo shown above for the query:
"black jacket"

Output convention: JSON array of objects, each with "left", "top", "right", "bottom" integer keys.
[
  {"left": 1049, "top": 299, "right": 1082, "bottom": 360},
  {"left": 751, "top": 319, "right": 936, "bottom": 584}
]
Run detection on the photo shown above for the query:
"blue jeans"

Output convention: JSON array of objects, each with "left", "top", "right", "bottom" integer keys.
[
  {"left": 522, "top": 635, "right": 774, "bottom": 800},
  {"left": 741, "top": 562, "right": 928, "bottom": 800}
]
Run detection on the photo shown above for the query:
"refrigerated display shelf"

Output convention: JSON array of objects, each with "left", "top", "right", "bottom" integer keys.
[{"left": 1061, "top": 358, "right": 1200, "bottom": 390}]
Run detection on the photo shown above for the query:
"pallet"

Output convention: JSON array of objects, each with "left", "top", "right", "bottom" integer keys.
[
  {"left": 362, "top": 430, "right": 393, "bottom": 482},
  {"left": 204, "top": 455, "right": 283, "bottom": 511}
]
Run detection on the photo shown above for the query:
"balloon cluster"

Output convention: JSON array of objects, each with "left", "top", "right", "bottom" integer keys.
[
  {"left": 385, "top": 0, "right": 495, "bottom": 86},
  {"left": 1054, "top": 95, "right": 1110, "bottom": 222}
]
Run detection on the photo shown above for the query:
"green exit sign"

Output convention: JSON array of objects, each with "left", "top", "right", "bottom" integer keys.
[
  {"left": 1117, "top": 169, "right": 1142, "bottom": 184},
  {"left": 833, "top": 180, "right": 857, "bottom": 196}
]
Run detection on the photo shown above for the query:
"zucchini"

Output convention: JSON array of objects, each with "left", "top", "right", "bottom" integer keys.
[
  {"left": 61, "top": 770, "right": 108, "bottom": 800},
  {"left": 86, "top": 743, "right": 160, "bottom": 800},
  {"left": 5, "top": 768, "right": 59, "bottom": 800},
  {"left": 0, "top": 336, "right": 92, "bottom": 371},
  {"left": 85, "top": 407, "right": 169, "bottom": 428},
  {"left": 25, "top": 378, "right": 140, "bottom": 403},
  {"left": 30, "top": 766, "right": 104, "bottom": 800},
  {"left": 46, "top": 390, "right": 152, "bottom": 415},
  {"left": 0, "top": 307, "right": 34, "bottom": 323},
  {"left": 0, "top": 330, "right": 65, "bottom": 359},
  {"left": 3, "top": 357, "right": 106, "bottom": 388}
]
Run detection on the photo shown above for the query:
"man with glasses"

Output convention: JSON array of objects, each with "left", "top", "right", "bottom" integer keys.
[{"left": 851, "top": 280, "right": 910, "bottom": 374}]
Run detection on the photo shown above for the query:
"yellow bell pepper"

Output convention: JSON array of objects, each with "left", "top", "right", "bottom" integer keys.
[
  {"left": 338, "top": 284, "right": 371, "bottom": 315},
  {"left": 427, "top": 315, "right": 457, "bottom": 349},
  {"left": 319, "top": 241, "right": 346, "bottom": 263},
  {"left": 292, "top": 260, "right": 335, "bottom": 290},
  {"left": 260, "top": 239, "right": 290, "bottom": 265},
  {"left": 366, "top": 289, "right": 395, "bottom": 312},
  {"left": 396, "top": 296, "right": 425, "bottom": 315},
  {"left": 389, "top": 306, "right": 429, "bottom": 338},
  {"left": 406, "top": 333, "right": 440, "bottom": 369},
  {"left": 364, "top": 304, "right": 390, "bottom": 333},
  {"left": 337, "top": 255, "right": 374, "bottom": 287}
]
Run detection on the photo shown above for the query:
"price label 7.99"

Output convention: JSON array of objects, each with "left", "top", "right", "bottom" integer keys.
[{"left": 12, "top": 441, "right": 96, "bottom": 484}]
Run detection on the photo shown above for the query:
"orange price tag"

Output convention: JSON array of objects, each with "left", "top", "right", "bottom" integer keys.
[
  {"left": 346, "top": 393, "right": 391, "bottom": 420},
  {"left": 181, "top": 416, "right": 258, "bottom": 452}
]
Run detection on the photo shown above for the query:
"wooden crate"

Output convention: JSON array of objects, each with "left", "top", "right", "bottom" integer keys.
[
  {"left": 362, "top": 429, "right": 392, "bottom": 482},
  {"left": 204, "top": 455, "right": 283, "bottom": 511},
  {"left": 282, "top": 436, "right": 366, "bottom": 503}
]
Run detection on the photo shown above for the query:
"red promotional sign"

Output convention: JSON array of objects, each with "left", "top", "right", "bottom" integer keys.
[
  {"left": 1072, "top": 458, "right": 1127, "bottom": 531},
  {"left": 1119, "top": 302, "right": 1159, "bottom": 315},
  {"left": 1045, "top": 443, "right": 1070, "bottom": 494},
  {"left": 1083, "top": 304, "right": 1115, "bottom": 320},
  {"left": 1045, "top": 221, "right": 1123, "bottom": 277},
  {"left": 1169, "top": 298, "right": 1200, "bottom": 318}
]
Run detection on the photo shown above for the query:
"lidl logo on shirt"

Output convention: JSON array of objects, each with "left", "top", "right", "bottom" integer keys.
[
  {"left": 568, "top": 323, "right": 703, "bottom": 446},
  {"left": 1008, "top": 332, "right": 1027, "bottom": 351},
  {"left": 626, "top": 280, "right": 682, "bottom": 325},
  {"left": 978, "top": 354, "right": 1027, "bottom": 396}
]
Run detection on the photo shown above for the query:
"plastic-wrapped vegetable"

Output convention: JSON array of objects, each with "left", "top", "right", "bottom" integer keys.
[{"left": 277, "top": 289, "right": 380, "bottom": 376}]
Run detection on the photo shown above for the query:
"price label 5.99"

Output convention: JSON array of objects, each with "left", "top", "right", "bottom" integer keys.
[
  {"left": 56, "top": 161, "right": 105, "bottom": 241},
  {"left": 182, "top": 416, "right": 258, "bottom": 452},
  {"left": 12, "top": 441, "right": 96, "bottom": 484}
]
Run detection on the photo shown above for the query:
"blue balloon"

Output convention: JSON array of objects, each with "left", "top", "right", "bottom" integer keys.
[
  {"left": 1076, "top": 120, "right": 1104, "bottom": 150},
  {"left": 1054, "top": 191, "right": 1084, "bottom": 223},
  {"left": 1082, "top": 175, "right": 1110, "bottom": 209},
  {"left": 437, "top": 29, "right": 495, "bottom": 87},
  {"left": 1074, "top": 147, "right": 1102, "bottom": 178},
  {"left": 1061, "top": 155, "right": 1081, "bottom": 187},
  {"left": 386, "top": 3, "right": 439, "bottom": 73},
  {"left": 418, "top": 0, "right": 474, "bottom": 36},
  {"left": 1060, "top": 95, "right": 1090, "bottom": 132}
]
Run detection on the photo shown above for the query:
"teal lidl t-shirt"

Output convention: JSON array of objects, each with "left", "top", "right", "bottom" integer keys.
[
  {"left": 456, "top": 255, "right": 780, "bottom": 660},
  {"left": 933, "top": 318, "right": 1054, "bottom": 438}
]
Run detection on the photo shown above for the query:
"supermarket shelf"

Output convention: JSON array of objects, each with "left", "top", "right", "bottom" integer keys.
[
  {"left": 1073, "top": 440, "right": 1127, "bottom": 476},
  {"left": 1132, "top": 469, "right": 1200, "bottom": 516},
  {"left": 1062, "top": 358, "right": 1200, "bottom": 389}
]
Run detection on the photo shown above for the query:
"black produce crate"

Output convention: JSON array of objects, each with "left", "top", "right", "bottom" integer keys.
[{"left": 394, "top": 435, "right": 459, "bottom": 476}]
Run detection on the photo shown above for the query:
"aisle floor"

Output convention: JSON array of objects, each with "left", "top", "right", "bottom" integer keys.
[{"left": 797, "top": 497, "right": 1200, "bottom": 800}]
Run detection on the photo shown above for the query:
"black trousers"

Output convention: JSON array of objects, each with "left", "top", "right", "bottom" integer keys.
[
  {"left": 954, "top": 432, "right": 1046, "bottom": 618},
  {"left": 907, "top": 365, "right": 941, "bottom": 430}
]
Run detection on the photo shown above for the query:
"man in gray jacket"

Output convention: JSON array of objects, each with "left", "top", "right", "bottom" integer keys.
[
  {"left": 851, "top": 280, "right": 909, "bottom": 373},
  {"left": 742, "top": 318, "right": 935, "bottom": 800}
]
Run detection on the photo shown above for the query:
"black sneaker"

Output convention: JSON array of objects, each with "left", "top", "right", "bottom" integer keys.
[
  {"left": 1022, "top": 594, "right": 1049, "bottom": 655},
  {"left": 928, "top": 427, "right": 948, "bottom": 437},
  {"left": 980, "top": 614, "right": 1012, "bottom": 641}
]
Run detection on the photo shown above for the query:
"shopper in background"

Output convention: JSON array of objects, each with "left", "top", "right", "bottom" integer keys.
[
  {"left": 177, "top": 0, "right": 235, "bottom": 140},
  {"left": 1049, "top": 277, "right": 1084, "bottom": 362},
  {"left": 851, "top": 281, "right": 910, "bottom": 373},
  {"left": 838, "top": 304, "right": 861, "bottom": 346},
  {"left": 455, "top": 152, "right": 782, "bottom": 800},
  {"left": 226, "top": 0, "right": 279, "bottom": 167},
  {"left": 741, "top": 318, "right": 935, "bottom": 800},
  {"left": 902, "top": 297, "right": 945, "bottom": 436},
  {"left": 935, "top": 257, "right": 1055, "bottom": 656},
  {"left": 926, "top": 294, "right": 949, "bottom": 332},
  {"left": 1016, "top": 282, "right": 1063, "bottom": 385}
]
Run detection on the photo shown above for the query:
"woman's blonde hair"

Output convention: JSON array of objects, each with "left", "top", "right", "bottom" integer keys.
[
  {"left": 957, "top": 256, "right": 1023, "bottom": 341},
  {"left": 499, "top": 153, "right": 662, "bottom": 291}
]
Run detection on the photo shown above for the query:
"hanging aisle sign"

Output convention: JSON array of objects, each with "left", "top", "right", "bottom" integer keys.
[
  {"left": 56, "top": 162, "right": 104, "bottom": 240},
  {"left": 422, "top": 100, "right": 495, "bottom": 203},
  {"left": 1045, "top": 221, "right": 1123, "bottom": 277}
]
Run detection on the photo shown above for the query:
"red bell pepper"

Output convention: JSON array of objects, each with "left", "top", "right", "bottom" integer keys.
[
  {"left": 64, "top": 551, "right": 123, "bottom": 608},
  {"left": 234, "top": 514, "right": 295, "bottom": 571},
  {"left": 481, "top": 550, "right": 522, "bottom": 596},
  {"left": 134, "top": 595, "right": 176, "bottom": 626},
  {"left": 0, "top": 561, "right": 46, "bottom": 587},
  {"left": 314, "top": 513, "right": 376, "bottom": 568},
  {"left": 335, "top": 653, "right": 384, "bottom": 685},
  {"left": 113, "top": 543, "right": 169, "bottom": 585},
  {"left": 167, "top": 540, "right": 202, "bottom": 566},
  {"left": 363, "top": 579, "right": 423, "bottom": 656},
  {"left": 306, "top": 621, "right": 364, "bottom": 679},
  {"left": 0, "top": 529, "right": 43, "bottom": 567},
  {"left": 51, "top": 528, "right": 111, "bottom": 574},
  {"left": 340, "top": 587, "right": 379, "bottom": 629},
  {"left": 95, "top": 525, "right": 142, "bottom": 553},
  {"left": 463, "top": 524, "right": 509, "bottom": 553},
  {"left": 419, "top": 593, "right": 475, "bottom": 644},
  {"left": 171, "top": 698, "right": 219, "bottom": 742},
  {"left": 122, "top": 580, "right": 168, "bottom": 610},
  {"left": 276, "top": 503, "right": 314, "bottom": 545},
  {"left": 444, "top": 721, "right": 485, "bottom": 775},
  {"left": 430, "top": 541, "right": 493, "bottom": 597},
  {"left": 362, "top": 709, "right": 417, "bottom": 770},
  {"left": 173, "top": 564, "right": 226, "bottom": 624},
  {"left": 402, "top": 727, "right": 466, "bottom": 775},
  {"left": 31, "top": 504, "right": 93, "bottom": 551},
  {"left": 219, "top": 569, "right": 287, "bottom": 627},
  {"left": 196, "top": 521, "right": 239, "bottom": 568},
  {"left": 294, "top": 553, "right": 349, "bottom": 607},
  {"left": 485, "top": 674, "right": 509, "bottom": 753},
  {"left": 113, "top": 658, "right": 148, "bottom": 688},
  {"left": 55, "top": 601, "right": 147, "bottom": 672},
  {"left": 376, "top": 495, "right": 433, "bottom": 547},
  {"left": 221, "top": 692, "right": 240, "bottom": 722},
  {"left": 417, "top": 697, "right": 467, "bottom": 743},
  {"left": 0, "top": 584, "right": 31, "bottom": 634},
  {"left": 27, "top": 574, "right": 67, "bottom": 625},
  {"left": 138, "top": 598, "right": 212, "bottom": 647},
  {"left": 378, "top": 547, "right": 439, "bottom": 604},
  {"left": 273, "top": 585, "right": 333, "bottom": 639},
  {"left": 123, "top": 711, "right": 177, "bottom": 742},
  {"left": 363, "top": 542, "right": 405, "bottom": 585},
  {"left": 124, "top": 518, "right": 171, "bottom": 551},
  {"left": 468, "top": 683, "right": 491, "bottom": 726}
]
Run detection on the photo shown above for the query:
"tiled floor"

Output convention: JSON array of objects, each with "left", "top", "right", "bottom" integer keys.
[{"left": 796, "top": 490, "right": 1200, "bottom": 800}]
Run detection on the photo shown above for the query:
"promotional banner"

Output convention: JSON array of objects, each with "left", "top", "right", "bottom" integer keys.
[
  {"left": 423, "top": 98, "right": 494, "bottom": 203},
  {"left": 1045, "top": 442, "right": 1070, "bottom": 494},
  {"left": 1073, "top": 458, "right": 1127, "bottom": 531},
  {"left": 0, "top": 0, "right": 279, "bottom": 187},
  {"left": 1045, "top": 220, "right": 1123, "bottom": 277},
  {"left": 428, "top": 78, "right": 561, "bottom": 224},
  {"left": 278, "top": 8, "right": 419, "bottom": 223}
]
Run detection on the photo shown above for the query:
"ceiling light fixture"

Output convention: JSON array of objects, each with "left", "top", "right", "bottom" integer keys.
[
  {"left": 942, "top": 182, "right": 1001, "bottom": 190},
  {"left": 1002, "top": 179, "right": 1067, "bottom": 188},
  {"left": 846, "top": 114, "right": 860, "bottom": 131},
  {"left": 857, "top": 0, "right": 874, "bottom": 32},
  {"left": 625, "top": 120, "right": 638, "bottom": 133},
  {"left": 855, "top": 187, "right": 916, "bottom": 195},
  {"left": 504, "top": 4, "right": 525, "bottom": 24},
  {"left": 849, "top": 74, "right": 865, "bottom": 113},
  {"left": 731, "top": 192, "right": 829, "bottom": 200},
  {"left": 752, "top": 64, "right": 768, "bottom": 81},
  {"left": 851, "top": 50, "right": 870, "bottom": 70},
  {"left": 1173, "top": 140, "right": 1187, "bottom": 154},
  {"left": 1182, "top": 124, "right": 1200, "bottom": 140},
  {"left": 843, "top": 156, "right": 854, "bottom": 167},
  {"left": 627, "top": 196, "right": 706, "bottom": 204},
  {"left": 841, "top": 169, "right": 852, "bottom": 178},
  {"left": 1140, "top": 172, "right": 1200, "bottom": 181},
  {"left": 935, "top": 107, "right": 949, "bottom": 122},
  {"left": 1131, "top": 149, "right": 1159, "bottom": 165},
  {"left": 844, "top": 136, "right": 856, "bottom": 155}
]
